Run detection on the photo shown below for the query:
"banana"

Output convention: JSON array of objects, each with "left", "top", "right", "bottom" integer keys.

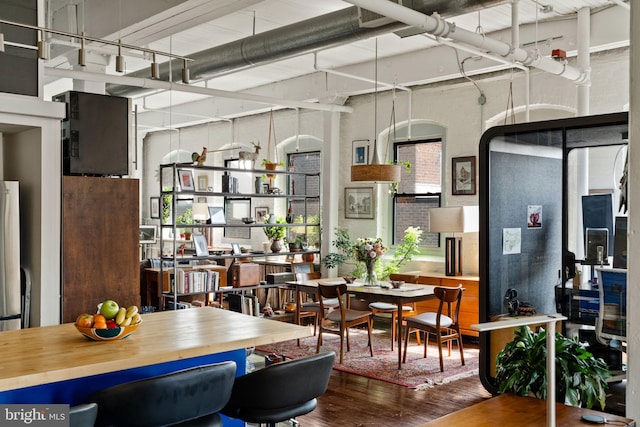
[
  {"left": 115, "top": 307, "right": 127, "bottom": 325},
  {"left": 131, "top": 313, "right": 142, "bottom": 324},
  {"left": 121, "top": 316, "right": 132, "bottom": 326},
  {"left": 125, "top": 305, "right": 138, "bottom": 318}
]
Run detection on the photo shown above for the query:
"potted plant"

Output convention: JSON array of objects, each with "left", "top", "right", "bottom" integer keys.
[
  {"left": 176, "top": 207, "right": 194, "bottom": 240},
  {"left": 495, "top": 325, "right": 610, "bottom": 410},
  {"left": 263, "top": 215, "right": 286, "bottom": 252}
]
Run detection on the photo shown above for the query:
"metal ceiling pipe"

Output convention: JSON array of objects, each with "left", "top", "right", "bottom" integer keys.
[
  {"left": 344, "top": 0, "right": 589, "bottom": 84},
  {"left": 106, "top": 0, "right": 509, "bottom": 97}
]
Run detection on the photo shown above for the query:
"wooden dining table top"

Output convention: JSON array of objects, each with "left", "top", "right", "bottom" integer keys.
[{"left": 0, "top": 307, "right": 310, "bottom": 392}]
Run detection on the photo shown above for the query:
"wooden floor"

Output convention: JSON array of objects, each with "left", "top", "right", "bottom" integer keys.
[{"left": 297, "top": 370, "right": 492, "bottom": 426}]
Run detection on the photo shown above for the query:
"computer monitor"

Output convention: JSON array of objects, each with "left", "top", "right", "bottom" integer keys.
[{"left": 595, "top": 267, "right": 627, "bottom": 344}]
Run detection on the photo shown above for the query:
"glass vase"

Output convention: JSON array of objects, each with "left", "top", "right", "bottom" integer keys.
[{"left": 362, "top": 260, "right": 378, "bottom": 286}]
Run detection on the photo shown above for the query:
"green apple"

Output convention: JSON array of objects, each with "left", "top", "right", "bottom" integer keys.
[{"left": 99, "top": 299, "right": 120, "bottom": 320}]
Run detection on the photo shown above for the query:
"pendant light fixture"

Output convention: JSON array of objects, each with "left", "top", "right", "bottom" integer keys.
[{"left": 351, "top": 38, "right": 401, "bottom": 183}]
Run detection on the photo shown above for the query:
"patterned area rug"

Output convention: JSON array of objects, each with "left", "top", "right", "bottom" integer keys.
[{"left": 256, "top": 325, "right": 479, "bottom": 389}]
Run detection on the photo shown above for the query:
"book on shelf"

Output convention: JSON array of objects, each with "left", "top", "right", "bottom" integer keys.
[
  {"left": 170, "top": 268, "right": 219, "bottom": 294},
  {"left": 226, "top": 293, "right": 260, "bottom": 317}
]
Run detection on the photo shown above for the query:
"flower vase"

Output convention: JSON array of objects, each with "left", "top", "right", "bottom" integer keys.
[{"left": 362, "top": 260, "right": 378, "bottom": 286}]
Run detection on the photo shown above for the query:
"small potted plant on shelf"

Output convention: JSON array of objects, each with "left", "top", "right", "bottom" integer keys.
[
  {"left": 176, "top": 208, "right": 194, "bottom": 240},
  {"left": 495, "top": 325, "right": 610, "bottom": 410},
  {"left": 263, "top": 215, "right": 286, "bottom": 253}
]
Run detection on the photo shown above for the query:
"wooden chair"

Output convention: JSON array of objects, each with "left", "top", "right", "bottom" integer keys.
[
  {"left": 295, "top": 271, "right": 322, "bottom": 336},
  {"left": 368, "top": 273, "right": 421, "bottom": 350},
  {"left": 317, "top": 282, "right": 374, "bottom": 364},
  {"left": 402, "top": 285, "right": 464, "bottom": 372}
]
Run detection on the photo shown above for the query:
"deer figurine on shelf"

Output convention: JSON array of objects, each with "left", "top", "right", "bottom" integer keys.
[{"left": 238, "top": 141, "right": 261, "bottom": 168}]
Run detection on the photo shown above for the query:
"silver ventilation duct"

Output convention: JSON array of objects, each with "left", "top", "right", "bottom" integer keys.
[{"left": 106, "top": 0, "right": 508, "bottom": 98}]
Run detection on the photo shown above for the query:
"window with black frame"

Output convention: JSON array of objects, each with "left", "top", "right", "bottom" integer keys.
[
  {"left": 286, "top": 151, "right": 321, "bottom": 248},
  {"left": 393, "top": 139, "right": 442, "bottom": 246}
]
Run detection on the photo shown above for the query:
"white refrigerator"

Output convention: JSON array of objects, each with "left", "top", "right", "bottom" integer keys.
[{"left": 0, "top": 181, "right": 21, "bottom": 331}]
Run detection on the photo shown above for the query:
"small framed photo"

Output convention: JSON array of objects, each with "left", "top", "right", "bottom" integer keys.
[
  {"left": 192, "top": 234, "right": 209, "bottom": 257},
  {"left": 452, "top": 156, "right": 476, "bottom": 195},
  {"left": 345, "top": 187, "right": 374, "bottom": 219},
  {"left": 255, "top": 207, "right": 269, "bottom": 223},
  {"left": 208, "top": 206, "right": 226, "bottom": 224},
  {"left": 178, "top": 169, "right": 195, "bottom": 191},
  {"left": 196, "top": 196, "right": 207, "bottom": 203},
  {"left": 150, "top": 197, "right": 160, "bottom": 219},
  {"left": 197, "top": 175, "right": 208, "bottom": 191},
  {"left": 231, "top": 242, "right": 242, "bottom": 256},
  {"left": 352, "top": 139, "right": 370, "bottom": 165}
]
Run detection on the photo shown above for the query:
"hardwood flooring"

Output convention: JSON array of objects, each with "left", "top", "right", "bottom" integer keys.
[{"left": 296, "top": 370, "right": 492, "bottom": 426}]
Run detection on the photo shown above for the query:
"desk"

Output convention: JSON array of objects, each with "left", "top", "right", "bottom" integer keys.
[
  {"left": 288, "top": 278, "right": 436, "bottom": 369},
  {"left": 0, "top": 307, "right": 310, "bottom": 405},
  {"left": 421, "top": 393, "right": 635, "bottom": 426}
]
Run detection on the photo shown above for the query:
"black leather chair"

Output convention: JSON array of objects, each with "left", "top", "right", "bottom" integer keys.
[
  {"left": 88, "top": 361, "right": 236, "bottom": 427},
  {"left": 70, "top": 403, "right": 98, "bottom": 427},
  {"left": 221, "top": 351, "right": 335, "bottom": 427}
]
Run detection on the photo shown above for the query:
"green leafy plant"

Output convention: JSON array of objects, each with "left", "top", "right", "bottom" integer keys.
[
  {"left": 260, "top": 159, "right": 285, "bottom": 168},
  {"left": 263, "top": 216, "right": 286, "bottom": 241},
  {"left": 322, "top": 227, "right": 422, "bottom": 279},
  {"left": 495, "top": 325, "right": 610, "bottom": 410},
  {"left": 176, "top": 207, "right": 193, "bottom": 225}
]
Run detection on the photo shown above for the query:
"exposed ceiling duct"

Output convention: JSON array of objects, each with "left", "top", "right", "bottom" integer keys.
[{"left": 106, "top": 0, "right": 509, "bottom": 98}]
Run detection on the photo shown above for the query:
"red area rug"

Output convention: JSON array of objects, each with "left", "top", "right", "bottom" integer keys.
[{"left": 257, "top": 325, "right": 479, "bottom": 389}]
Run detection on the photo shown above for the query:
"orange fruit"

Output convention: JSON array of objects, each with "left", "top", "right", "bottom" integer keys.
[
  {"left": 92, "top": 314, "right": 107, "bottom": 329},
  {"left": 93, "top": 321, "right": 107, "bottom": 329}
]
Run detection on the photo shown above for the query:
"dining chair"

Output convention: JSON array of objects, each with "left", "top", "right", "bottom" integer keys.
[
  {"left": 369, "top": 273, "right": 421, "bottom": 350},
  {"left": 402, "top": 285, "right": 465, "bottom": 372},
  {"left": 317, "top": 282, "right": 374, "bottom": 364},
  {"left": 295, "top": 271, "right": 322, "bottom": 336}
]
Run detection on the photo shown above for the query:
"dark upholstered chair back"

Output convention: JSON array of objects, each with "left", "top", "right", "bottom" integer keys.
[
  {"left": 88, "top": 361, "right": 236, "bottom": 427},
  {"left": 70, "top": 403, "right": 98, "bottom": 427},
  {"left": 221, "top": 351, "right": 335, "bottom": 425}
]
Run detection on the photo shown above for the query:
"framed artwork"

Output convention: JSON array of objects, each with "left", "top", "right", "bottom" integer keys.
[
  {"left": 352, "top": 139, "right": 370, "bottom": 165},
  {"left": 452, "top": 156, "right": 476, "bottom": 195},
  {"left": 150, "top": 197, "right": 160, "bottom": 219},
  {"left": 178, "top": 169, "right": 195, "bottom": 191},
  {"left": 197, "top": 175, "right": 208, "bottom": 191},
  {"left": 139, "top": 225, "right": 157, "bottom": 244},
  {"left": 344, "top": 187, "right": 374, "bottom": 219},
  {"left": 208, "top": 206, "right": 226, "bottom": 224},
  {"left": 192, "top": 234, "right": 209, "bottom": 257},
  {"left": 196, "top": 196, "right": 207, "bottom": 203},
  {"left": 230, "top": 242, "right": 242, "bottom": 256},
  {"left": 255, "top": 207, "right": 269, "bottom": 223},
  {"left": 291, "top": 262, "right": 314, "bottom": 274}
]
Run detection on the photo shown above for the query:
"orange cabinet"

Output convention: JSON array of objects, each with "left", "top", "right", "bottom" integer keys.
[{"left": 414, "top": 274, "right": 480, "bottom": 337}]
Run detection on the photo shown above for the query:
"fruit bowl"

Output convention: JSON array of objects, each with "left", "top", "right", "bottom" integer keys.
[{"left": 75, "top": 320, "right": 142, "bottom": 341}]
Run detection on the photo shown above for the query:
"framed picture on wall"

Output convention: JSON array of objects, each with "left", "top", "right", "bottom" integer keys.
[
  {"left": 150, "top": 197, "right": 160, "bottom": 219},
  {"left": 452, "top": 156, "right": 476, "bottom": 195},
  {"left": 352, "top": 139, "right": 370, "bottom": 165},
  {"left": 345, "top": 187, "right": 374, "bottom": 219}
]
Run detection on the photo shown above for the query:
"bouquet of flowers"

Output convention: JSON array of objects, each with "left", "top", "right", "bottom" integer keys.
[
  {"left": 353, "top": 237, "right": 387, "bottom": 285},
  {"left": 353, "top": 237, "right": 387, "bottom": 264}
]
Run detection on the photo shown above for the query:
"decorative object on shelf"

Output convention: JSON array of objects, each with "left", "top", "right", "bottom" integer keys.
[
  {"left": 197, "top": 175, "right": 208, "bottom": 191},
  {"left": 263, "top": 216, "right": 286, "bottom": 252},
  {"left": 286, "top": 202, "right": 294, "bottom": 223},
  {"left": 254, "top": 176, "right": 263, "bottom": 194},
  {"left": 176, "top": 207, "right": 194, "bottom": 240},
  {"left": 452, "top": 156, "right": 476, "bottom": 195},
  {"left": 428, "top": 206, "right": 478, "bottom": 276},
  {"left": 353, "top": 237, "right": 386, "bottom": 286},
  {"left": 255, "top": 207, "right": 269, "bottom": 223},
  {"left": 178, "top": 169, "right": 195, "bottom": 191},
  {"left": 191, "top": 146, "right": 208, "bottom": 166},
  {"left": 351, "top": 39, "right": 401, "bottom": 184},
  {"left": 344, "top": 187, "right": 374, "bottom": 219},
  {"left": 239, "top": 141, "right": 261, "bottom": 169},
  {"left": 208, "top": 206, "right": 226, "bottom": 224},
  {"left": 495, "top": 325, "right": 610, "bottom": 410}
]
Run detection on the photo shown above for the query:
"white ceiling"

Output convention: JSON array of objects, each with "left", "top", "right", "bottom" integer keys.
[{"left": 41, "top": 0, "right": 629, "bottom": 132}]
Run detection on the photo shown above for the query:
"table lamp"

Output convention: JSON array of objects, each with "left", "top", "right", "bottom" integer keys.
[{"left": 429, "top": 206, "right": 479, "bottom": 276}]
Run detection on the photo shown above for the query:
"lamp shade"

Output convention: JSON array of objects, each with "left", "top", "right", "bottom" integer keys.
[
  {"left": 351, "top": 163, "right": 401, "bottom": 183},
  {"left": 429, "top": 206, "right": 479, "bottom": 233},
  {"left": 192, "top": 203, "right": 209, "bottom": 222}
]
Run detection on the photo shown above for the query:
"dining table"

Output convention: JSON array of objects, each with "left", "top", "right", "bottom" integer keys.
[{"left": 287, "top": 277, "right": 437, "bottom": 369}]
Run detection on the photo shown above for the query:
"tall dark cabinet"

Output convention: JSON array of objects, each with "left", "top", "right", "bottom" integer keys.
[{"left": 62, "top": 176, "right": 140, "bottom": 323}]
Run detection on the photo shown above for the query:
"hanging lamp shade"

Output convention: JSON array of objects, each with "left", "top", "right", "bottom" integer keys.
[{"left": 351, "top": 163, "right": 401, "bottom": 183}]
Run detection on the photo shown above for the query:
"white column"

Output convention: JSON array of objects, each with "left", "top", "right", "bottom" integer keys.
[{"left": 321, "top": 111, "right": 341, "bottom": 277}]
